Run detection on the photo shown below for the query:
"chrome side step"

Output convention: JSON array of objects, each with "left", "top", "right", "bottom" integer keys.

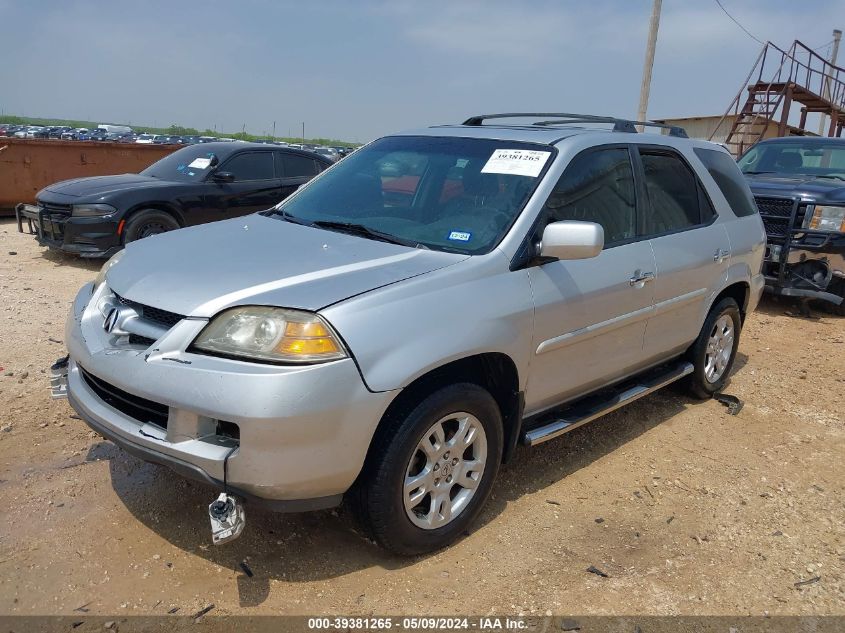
[{"left": 522, "top": 361, "right": 694, "bottom": 447}]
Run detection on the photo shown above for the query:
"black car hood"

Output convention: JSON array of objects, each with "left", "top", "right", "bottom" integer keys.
[
  {"left": 745, "top": 173, "right": 845, "bottom": 204},
  {"left": 38, "top": 174, "right": 174, "bottom": 201}
]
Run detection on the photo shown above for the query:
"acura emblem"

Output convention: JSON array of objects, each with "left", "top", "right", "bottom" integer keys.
[{"left": 103, "top": 308, "right": 120, "bottom": 333}]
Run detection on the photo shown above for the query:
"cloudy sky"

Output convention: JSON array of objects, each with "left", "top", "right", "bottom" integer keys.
[{"left": 0, "top": 0, "right": 842, "bottom": 141}]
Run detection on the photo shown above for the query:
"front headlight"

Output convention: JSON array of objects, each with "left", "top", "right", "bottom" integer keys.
[
  {"left": 94, "top": 250, "right": 125, "bottom": 287},
  {"left": 72, "top": 203, "right": 117, "bottom": 217},
  {"left": 192, "top": 306, "right": 347, "bottom": 364},
  {"left": 803, "top": 205, "right": 845, "bottom": 233}
]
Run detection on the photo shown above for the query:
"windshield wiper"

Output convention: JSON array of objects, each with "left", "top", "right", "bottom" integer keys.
[
  {"left": 816, "top": 174, "right": 845, "bottom": 181},
  {"left": 311, "top": 220, "right": 426, "bottom": 248},
  {"left": 743, "top": 170, "right": 777, "bottom": 175},
  {"left": 264, "top": 208, "right": 314, "bottom": 225}
]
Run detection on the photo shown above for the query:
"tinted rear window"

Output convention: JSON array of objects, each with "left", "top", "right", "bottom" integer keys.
[
  {"left": 695, "top": 147, "right": 758, "bottom": 217},
  {"left": 639, "top": 151, "right": 702, "bottom": 234},
  {"left": 282, "top": 154, "right": 319, "bottom": 177}
]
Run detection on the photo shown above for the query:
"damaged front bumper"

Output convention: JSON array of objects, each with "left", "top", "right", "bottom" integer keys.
[
  {"left": 763, "top": 240, "right": 845, "bottom": 305},
  {"left": 62, "top": 282, "right": 397, "bottom": 510}
]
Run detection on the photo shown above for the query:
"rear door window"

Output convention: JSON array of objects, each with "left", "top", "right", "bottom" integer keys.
[
  {"left": 281, "top": 153, "right": 319, "bottom": 177},
  {"left": 694, "top": 147, "right": 758, "bottom": 217},
  {"left": 220, "top": 152, "right": 275, "bottom": 181},
  {"left": 638, "top": 150, "right": 706, "bottom": 235}
]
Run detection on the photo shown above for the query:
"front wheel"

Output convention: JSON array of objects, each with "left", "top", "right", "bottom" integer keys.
[
  {"left": 351, "top": 383, "right": 503, "bottom": 555},
  {"left": 123, "top": 210, "right": 180, "bottom": 244},
  {"left": 686, "top": 297, "right": 742, "bottom": 399}
]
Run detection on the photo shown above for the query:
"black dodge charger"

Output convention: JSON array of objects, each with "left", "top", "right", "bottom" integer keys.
[{"left": 16, "top": 143, "right": 332, "bottom": 258}]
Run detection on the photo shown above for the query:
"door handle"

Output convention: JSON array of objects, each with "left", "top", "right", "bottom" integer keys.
[
  {"left": 629, "top": 271, "right": 655, "bottom": 286},
  {"left": 714, "top": 249, "right": 730, "bottom": 263}
]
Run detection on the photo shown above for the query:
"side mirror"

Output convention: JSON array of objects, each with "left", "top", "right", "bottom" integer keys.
[
  {"left": 213, "top": 171, "right": 235, "bottom": 183},
  {"left": 539, "top": 221, "right": 604, "bottom": 260}
]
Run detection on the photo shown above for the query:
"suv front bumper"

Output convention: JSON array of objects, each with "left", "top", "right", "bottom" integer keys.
[
  {"left": 64, "top": 282, "right": 396, "bottom": 509},
  {"left": 763, "top": 236, "right": 845, "bottom": 305}
]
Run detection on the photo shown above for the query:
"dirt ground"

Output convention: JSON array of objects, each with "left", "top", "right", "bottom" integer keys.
[{"left": 0, "top": 216, "right": 843, "bottom": 617}]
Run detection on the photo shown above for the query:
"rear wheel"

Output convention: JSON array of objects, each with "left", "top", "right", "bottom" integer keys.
[
  {"left": 123, "top": 210, "right": 179, "bottom": 244},
  {"left": 351, "top": 383, "right": 503, "bottom": 555},
  {"left": 686, "top": 298, "right": 742, "bottom": 399}
]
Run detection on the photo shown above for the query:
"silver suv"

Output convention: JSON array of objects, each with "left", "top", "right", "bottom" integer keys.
[{"left": 59, "top": 113, "right": 766, "bottom": 554}]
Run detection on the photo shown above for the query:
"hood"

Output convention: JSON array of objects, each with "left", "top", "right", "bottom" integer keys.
[
  {"left": 745, "top": 173, "right": 845, "bottom": 204},
  {"left": 107, "top": 215, "right": 468, "bottom": 317},
  {"left": 38, "top": 174, "right": 172, "bottom": 201}
]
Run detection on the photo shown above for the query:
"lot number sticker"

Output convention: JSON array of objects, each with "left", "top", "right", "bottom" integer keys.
[
  {"left": 481, "top": 149, "right": 551, "bottom": 178},
  {"left": 188, "top": 157, "right": 212, "bottom": 170}
]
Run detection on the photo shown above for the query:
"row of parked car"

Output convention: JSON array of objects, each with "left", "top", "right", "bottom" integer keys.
[{"left": 0, "top": 123, "right": 356, "bottom": 161}]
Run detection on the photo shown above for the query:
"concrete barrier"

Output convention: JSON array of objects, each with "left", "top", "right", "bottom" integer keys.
[{"left": 0, "top": 138, "right": 181, "bottom": 212}]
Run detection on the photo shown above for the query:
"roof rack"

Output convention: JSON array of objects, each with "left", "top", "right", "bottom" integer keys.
[{"left": 461, "top": 112, "right": 688, "bottom": 138}]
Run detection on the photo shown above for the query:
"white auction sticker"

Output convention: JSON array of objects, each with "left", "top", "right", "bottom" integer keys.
[
  {"left": 481, "top": 149, "right": 551, "bottom": 178},
  {"left": 188, "top": 157, "right": 212, "bottom": 170}
]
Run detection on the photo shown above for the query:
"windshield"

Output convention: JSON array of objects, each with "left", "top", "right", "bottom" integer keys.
[
  {"left": 273, "top": 135, "right": 553, "bottom": 254},
  {"left": 739, "top": 141, "right": 845, "bottom": 179},
  {"left": 140, "top": 145, "right": 219, "bottom": 181}
]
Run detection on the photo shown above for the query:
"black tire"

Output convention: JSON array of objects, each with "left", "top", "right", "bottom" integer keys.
[
  {"left": 686, "top": 297, "right": 742, "bottom": 400},
  {"left": 351, "top": 383, "right": 503, "bottom": 555},
  {"left": 123, "top": 210, "right": 180, "bottom": 244}
]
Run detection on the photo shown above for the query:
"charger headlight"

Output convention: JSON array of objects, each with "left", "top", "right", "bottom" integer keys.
[
  {"left": 192, "top": 306, "right": 347, "bottom": 364},
  {"left": 803, "top": 204, "right": 845, "bottom": 233},
  {"left": 94, "top": 250, "right": 125, "bottom": 288},
  {"left": 72, "top": 203, "right": 117, "bottom": 217}
]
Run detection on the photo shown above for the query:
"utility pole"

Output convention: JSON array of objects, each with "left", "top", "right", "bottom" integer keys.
[
  {"left": 272, "top": 121, "right": 276, "bottom": 140},
  {"left": 818, "top": 28, "right": 842, "bottom": 136},
  {"left": 637, "top": 0, "right": 662, "bottom": 131},
  {"left": 302, "top": 122, "right": 305, "bottom": 145}
]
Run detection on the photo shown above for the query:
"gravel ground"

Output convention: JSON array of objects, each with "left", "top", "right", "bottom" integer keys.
[{"left": 0, "top": 217, "right": 843, "bottom": 617}]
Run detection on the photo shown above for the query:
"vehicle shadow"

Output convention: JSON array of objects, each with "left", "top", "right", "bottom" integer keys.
[
  {"left": 96, "top": 378, "right": 728, "bottom": 606},
  {"left": 754, "top": 294, "right": 795, "bottom": 317},
  {"left": 39, "top": 247, "right": 103, "bottom": 271},
  {"left": 753, "top": 293, "right": 842, "bottom": 319}
]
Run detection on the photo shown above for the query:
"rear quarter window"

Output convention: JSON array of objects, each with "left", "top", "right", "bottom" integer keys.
[{"left": 694, "top": 147, "right": 758, "bottom": 217}]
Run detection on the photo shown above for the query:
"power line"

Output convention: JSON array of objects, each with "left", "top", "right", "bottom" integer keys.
[{"left": 714, "top": 0, "right": 765, "bottom": 45}]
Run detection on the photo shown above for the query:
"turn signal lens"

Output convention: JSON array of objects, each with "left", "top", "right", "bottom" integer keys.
[{"left": 276, "top": 337, "right": 341, "bottom": 356}]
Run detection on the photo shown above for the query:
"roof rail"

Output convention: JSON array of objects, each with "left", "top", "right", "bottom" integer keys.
[{"left": 461, "top": 112, "right": 688, "bottom": 138}]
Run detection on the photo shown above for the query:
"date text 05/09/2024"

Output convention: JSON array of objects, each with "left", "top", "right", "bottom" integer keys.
[{"left": 307, "top": 617, "right": 530, "bottom": 630}]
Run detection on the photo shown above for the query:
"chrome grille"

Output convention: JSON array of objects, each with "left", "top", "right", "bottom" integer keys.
[{"left": 115, "top": 294, "right": 184, "bottom": 328}]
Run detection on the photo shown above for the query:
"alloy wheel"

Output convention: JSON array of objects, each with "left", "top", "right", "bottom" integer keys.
[
  {"left": 403, "top": 412, "right": 488, "bottom": 530},
  {"left": 704, "top": 314, "right": 734, "bottom": 383}
]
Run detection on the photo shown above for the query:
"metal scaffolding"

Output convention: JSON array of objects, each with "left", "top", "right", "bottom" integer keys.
[{"left": 711, "top": 40, "right": 845, "bottom": 156}]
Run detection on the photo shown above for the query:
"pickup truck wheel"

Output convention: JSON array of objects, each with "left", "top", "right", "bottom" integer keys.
[
  {"left": 123, "top": 210, "right": 180, "bottom": 244},
  {"left": 352, "top": 383, "right": 503, "bottom": 555},
  {"left": 686, "top": 297, "right": 741, "bottom": 399}
]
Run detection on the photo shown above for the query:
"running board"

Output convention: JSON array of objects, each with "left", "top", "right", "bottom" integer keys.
[{"left": 522, "top": 361, "right": 694, "bottom": 447}]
